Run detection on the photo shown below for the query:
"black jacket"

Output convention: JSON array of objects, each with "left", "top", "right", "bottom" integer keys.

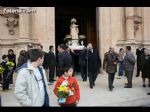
[
  {"left": 79, "top": 49, "right": 87, "bottom": 66},
  {"left": 86, "top": 49, "right": 101, "bottom": 72},
  {"left": 42, "top": 51, "right": 48, "bottom": 69},
  {"left": 58, "top": 51, "right": 73, "bottom": 67},
  {"left": 7, "top": 54, "right": 16, "bottom": 69},
  {"left": 1, "top": 61, "right": 10, "bottom": 77},
  {"left": 47, "top": 51, "right": 56, "bottom": 68},
  {"left": 136, "top": 48, "right": 145, "bottom": 59}
]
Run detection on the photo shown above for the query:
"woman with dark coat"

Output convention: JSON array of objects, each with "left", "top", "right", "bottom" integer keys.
[
  {"left": 16, "top": 50, "right": 28, "bottom": 68},
  {"left": 139, "top": 48, "right": 150, "bottom": 88},
  {"left": 7, "top": 49, "right": 16, "bottom": 84}
]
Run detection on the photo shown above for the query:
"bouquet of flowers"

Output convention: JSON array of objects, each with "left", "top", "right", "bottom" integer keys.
[
  {"left": 57, "top": 80, "right": 74, "bottom": 104},
  {"left": 7, "top": 61, "right": 15, "bottom": 70},
  {"left": 0, "top": 65, "right": 5, "bottom": 74}
]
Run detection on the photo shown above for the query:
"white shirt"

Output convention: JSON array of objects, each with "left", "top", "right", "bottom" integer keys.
[{"left": 32, "top": 66, "right": 45, "bottom": 105}]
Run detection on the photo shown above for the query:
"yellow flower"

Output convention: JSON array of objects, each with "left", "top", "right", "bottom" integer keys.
[
  {"left": 0, "top": 66, "right": 5, "bottom": 74},
  {"left": 7, "top": 61, "right": 15, "bottom": 67},
  {"left": 58, "top": 85, "right": 69, "bottom": 93}
]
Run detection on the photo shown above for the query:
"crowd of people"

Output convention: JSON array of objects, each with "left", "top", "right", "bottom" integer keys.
[{"left": 0, "top": 42, "right": 150, "bottom": 107}]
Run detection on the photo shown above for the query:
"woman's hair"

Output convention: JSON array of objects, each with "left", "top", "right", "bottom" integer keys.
[
  {"left": 8, "top": 49, "right": 14, "bottom": 54},
  {"left": 119, "top": 48, "right": 123, "bottom": 52}
]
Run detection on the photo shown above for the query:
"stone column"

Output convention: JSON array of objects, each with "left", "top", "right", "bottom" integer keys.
[
  {"left": 98, "top": 7, "right": 112, "bottom": 68},
  {"left": 143, "top": 7, "right": 150, "bottom": 45},
  {"left": 125, "top": 7, "right": 135, "bottom": 43},
  {"left": 15, "top": 7, "right": 31, "bottom": 61},
  {"left": 32, "top": 7, "right": 55, "bottom": 52},
  {"left": 19, "top": 8, "right": 30, "bottom": 39}
]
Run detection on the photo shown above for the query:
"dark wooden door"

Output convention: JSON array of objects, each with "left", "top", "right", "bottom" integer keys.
[{"left": 55, "top": 7, "right": 97, "bottom": 48}]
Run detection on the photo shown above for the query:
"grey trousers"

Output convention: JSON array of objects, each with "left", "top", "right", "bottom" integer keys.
[
  {"left": 108, "top": 73, "right": 115, "bottom": 89},
  {"left": 125, "top": 70, "right": 134, "bottom": 87}
]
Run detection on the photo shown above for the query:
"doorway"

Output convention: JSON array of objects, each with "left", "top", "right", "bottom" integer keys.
[{"left": 55, "top": 7, "right": 97, "bottom": 72}]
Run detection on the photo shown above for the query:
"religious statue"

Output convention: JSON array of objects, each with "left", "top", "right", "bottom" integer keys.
[{"left": 70, "top": 18, "right": 79, "bottom": 40}]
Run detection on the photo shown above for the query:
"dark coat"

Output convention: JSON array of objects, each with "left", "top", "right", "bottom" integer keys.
[
  {"left": 87, "top": 49, "right": 101, "bottom": 73},
  {"left": 1, "top": 61, "right": 10, "bottom": 77},
  {"left": 103, "top": 51, "right": 118, "bottom": 73},
  {"left": 7, "top": 54, "right": 16, "bottom": 69},
  {"left": 123, "top": 51, "right": 136, "bottom": 72},
  {"left": 139, "top": 55, "right": 150, "bottom": 75},
  {"left": 136, "top": 48, "right": 145, "bottom": 59},
  {"left": 42, "top": 51, "right": 48, "bottom": 69},
  {"left": 57, "top": 51, "right": 73, "bottom": 76},
  {"left": 58, "top": 51, "right": 73, "bottom": 67},
  {"left": 47, "top": 51, "right": 56, "bottom": 69},
  {"left": 16, "top": 51, "right": 28, "bottom": 68},
  {"left": 79, "top": 49, "right": 87, "bottom": 66}
]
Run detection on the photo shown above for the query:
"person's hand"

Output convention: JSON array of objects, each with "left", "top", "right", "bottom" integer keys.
[
  {"left": 75, "top": 100, "right": 79, "bottom": 104},
  {"left": 71, "top": 49, "right": 74, "bottom": 53},
  {"left": 113, "top": 62, "right": 117, "bottom": 65}
]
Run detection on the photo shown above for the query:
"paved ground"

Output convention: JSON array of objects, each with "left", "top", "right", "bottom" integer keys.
[{"left": 1, "top": 72, "right": 150, "bottom": 107}]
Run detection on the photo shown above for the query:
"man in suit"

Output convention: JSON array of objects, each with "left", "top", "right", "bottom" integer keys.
[
  {"left": 136, "top": 43, "right": 145, "bottom": 77},
  {"left": 103, "top": 47, "right": 118, "bottom": 91},
  {"left": 86, "top": 43, "right": 101, "bottom": 89},
  {"left": 47, "top": 45, "right": 56, "bottom": 84},
  {"left": 123, "top": 46, "right": 136, "bottom": 88},
  {"left": 57, "top": 44, "right": 73, "bottom": 77},
  {"left": 79, "top": 48, "right": 87, "bottom": 81}
]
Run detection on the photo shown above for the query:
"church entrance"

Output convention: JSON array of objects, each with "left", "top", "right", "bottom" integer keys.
[{"left": 55, "top": 7, "right": 97, "bottom": 72}]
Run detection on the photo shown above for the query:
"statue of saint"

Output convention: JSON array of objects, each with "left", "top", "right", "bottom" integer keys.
[{"left": 70, "top": 18, "right": 79, "bottom": 40}]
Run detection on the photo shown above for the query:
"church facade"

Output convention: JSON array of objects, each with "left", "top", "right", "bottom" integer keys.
[{"left": 0, "top": 7, "right": 150, "bottom": 62}]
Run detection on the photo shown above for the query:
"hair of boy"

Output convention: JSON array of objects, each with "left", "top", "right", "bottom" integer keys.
[
  {"left": 28, "top": 49, "right": 44, "bottom": 62},
  {"left": 62, "top": 64, "right": 73, "bottom": 73},
  {"left": 2, "top": 55, "right": 8, "bottom": 60}
]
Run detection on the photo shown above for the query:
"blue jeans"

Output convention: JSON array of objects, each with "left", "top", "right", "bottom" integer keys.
[{"left": 118, "top": 61, "right": 123, "bottom": 76}]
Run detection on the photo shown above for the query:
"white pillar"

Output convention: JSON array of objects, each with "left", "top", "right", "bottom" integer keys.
[
  {"left": 125, "top": 7, "right": 135, "bottom": 42},
  {"left": 143, "top": 7, "right": 150, "bottom": 45},
  {"left": 19, "top": 7, "right": 30, "bottom": 39},
  {"left": 32, "top": 7, "right": 55, "bottom": 52}
]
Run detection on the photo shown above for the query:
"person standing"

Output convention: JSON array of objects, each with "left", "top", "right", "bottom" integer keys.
[
  {"left": 123, "top": 46, "right": 136, "bottom": 88},
  {"left": 139, "top": 48, "right": 150, "bottom": 88},
  {"left": 16, "top": 50, "right": 28, "bottom": 68},
  {"left": 47, "top": 45, "right": 56, "bottom": 84},
  {"left": 7, "top": 49, "right": 16, "bottom": 84},
  {"left": 14, "top": 49, "right": 50, "bottom": 107},
  {"left": 86, "top": 43, "right": 101, "bottom": 89},
  {"left": 136, "top": 43, "right": 145, "bottom": 77},
  {"left": 103, "top": 47, "right": 118, "bottom": 91},
  {"left": 53, "top": 65, "right": 80, "bottom": 107},
  {"left": 79, "top": 48, "right": 87, "bottom": 81},
  {"left": 57, "top": 44, "right": 73, "bottom": 77},
  {"left": 117, "top": 48, "right": 124, "bottom": 79},
  {"left": 1, "top": 55, "right": 11, "bottom": 92}
]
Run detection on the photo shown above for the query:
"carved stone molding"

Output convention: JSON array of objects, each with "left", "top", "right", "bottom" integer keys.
[{"left": 0, "top": 7, "right": 19, "bottom": 35}]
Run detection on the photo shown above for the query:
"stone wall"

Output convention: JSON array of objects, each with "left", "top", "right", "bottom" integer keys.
[{"left": 1, "top": 7, "right": 150, "bottom": 66}]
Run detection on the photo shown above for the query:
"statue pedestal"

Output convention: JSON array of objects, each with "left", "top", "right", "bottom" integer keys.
[{"left": 69, "top": 39, "right": 84, "bottom": 50}]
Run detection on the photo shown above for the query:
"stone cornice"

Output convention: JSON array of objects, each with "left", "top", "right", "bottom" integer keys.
[{"left": 0, "top": 38, "right": 39, "bottom": 46}]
